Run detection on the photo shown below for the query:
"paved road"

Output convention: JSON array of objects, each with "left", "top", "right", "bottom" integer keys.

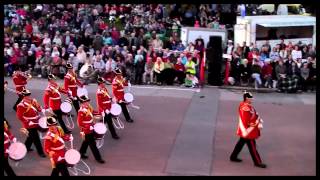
[{"left": 4, "top": 77, "right": 316, "bottom": 176}]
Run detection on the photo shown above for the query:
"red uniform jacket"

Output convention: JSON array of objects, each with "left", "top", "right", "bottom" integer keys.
[
  {"left": 17, "top": 97, "right": 42, "bottom": 129},
  {"left": 64, "top": 72, "right": 83, "bottom": 97},
  {"left": 13, "top": 71, "right": 28, "bottom": 95},
  {"left": 43, "top": 127, "right": 71, "bottom": 165},
  {"left": 112, "top": 76, "right": 128, "bottom": 102},
  {"left": 43, "top": 82, "right": 68, "bottom": 110},
  {"left": 237, "top": 102, "right": 260, "bottom": 139},
  {"left": 77, "top": 104, "right": 99, "bottom": 135},
  {"left": 4, "top": 127, "right": 15, "bottom": 158},
  {"left": 96, "top": 86, "right": 112, "bottom": 114}
]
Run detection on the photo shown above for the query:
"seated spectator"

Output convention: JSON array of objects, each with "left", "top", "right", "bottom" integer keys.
[
  {"left": 143, "top": 59, "right": 154, "bottom": 85},
  {"left": 239, "top": 59, "right": 251, "bottom": 86},
  {"left": 261, "top": 59, "right": 273, "bottom": 88},
  {"left": 82, "top": 65, "right": 99, "bottom": 85},
  {"left": 269, "top": 47, "right": 280, "bottom": 62},
  {"left": 291, "top": 45, "right": 302, "bottom": 61},
  {"left": 174, "top": 57, "right": 186, "bottom": 84},
  {"left": 104, "top": 56, "right": 117, "bottom": 82},
  {"left": 300, "top": 62, "right": 309, "bottom": 92},
  {"left": 152, "top": 35, "right": 163, "bottom": 50},
  {"left": 93, "top": 55, "right": 106, "bottom": 77},
  {"left": 184, "top": 72, "right": 199, "bottom": 88},
  {"left": 50, "top": 56, "right": 63, "bottom": 79},
  {"left": 153, "top": 57, "right": 165, "bottom": 85},
  {"left": 162, "top": 60, "right": 176, "bottom": 85},
  {"left": 251, "top": 59, "right": 262, "bottom": 90}
]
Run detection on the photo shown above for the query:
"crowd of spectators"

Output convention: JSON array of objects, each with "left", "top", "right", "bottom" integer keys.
[
  {"left": 4, "top": 4, "right": 227, "bottom": 88},
  {"left": 224, "top": 39, "right": 316, "bottom": 92}
]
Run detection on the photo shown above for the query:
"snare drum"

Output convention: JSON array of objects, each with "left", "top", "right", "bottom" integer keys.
[
  {"left": 60, "top": 98, "right": 72, "bottom": 113},
  {"left": 77, "top": 87, "right": 88, "bottom": 97},
  {"left": 65, "top": 149, "right": 81, "bottom": 166},
  {"left": 124, "top": 93, "right": 134, "bottom": 103},
  {"left": 38, "top": 117, "right": 48, "bottom": 132},
  {"left": 110, "top": 104, "right": 122, "bottom": 116},
  {"left": 8, "top": 142, "right": 27, "bottom": 161},
  {"left": 93, "top": 123, "right": 107, "bottom": 140}
]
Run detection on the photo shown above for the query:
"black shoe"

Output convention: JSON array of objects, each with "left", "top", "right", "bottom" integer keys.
[
  {"left": 126, "top": 119, "right": 134, "bottom": 123},
  {"left": 96, "top": 159, "right": 105, "bottom": 164},
  {"left": 255, "top": 163, "right": 267, "bottom": 168},
  {"left": 81, "top": 154, "right": 89, "bottom": 159},
  {"left": 39, "top": 154, "right": 46, "bottom": 158},
  {"left": 230, "top": 157, "right": 242, "bottom": 162},
  {"left": 112, "top": 135, "right": 120, "bottom": 140}
]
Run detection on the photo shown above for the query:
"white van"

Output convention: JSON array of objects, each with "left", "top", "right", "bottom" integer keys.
[{"left": 257, "top": 4, "right": 310, "bottom": 16}]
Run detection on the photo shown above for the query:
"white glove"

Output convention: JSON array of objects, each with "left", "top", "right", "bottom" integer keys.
[
  {"left": 89, "top": 126, "right": 94, "bottom": 130},
  {"left": 69, "top": 135, "right": 74, "bottom": 141},
  {"left": 105, "top": 109, "right": 110, "bottom": 114},
  {"left": 68, "top": 90, "right": 72, "bottom": 96},
  {"left": 128, "top": 82, "right": 132, "bottom": 87},
  {"left": 12, "top": 137, "right": 17, "bottom": 143},
  {"left": 119, "top": 100, "right": 123, "bottom": 103},
  {"left": 41, "top": 109, "right": 46, "bottom": 114},
  {"left": 101, "top": 111, "right": 105, "bottom": 117},
  {"left": 260, "top": 119, "right": 264, "bottom": 123},
  {"left": 29, "top": 121, "right": 34, "bottom": 126},
  {"left": 258, "top": 123, "right": 263, "bottom": 129}
]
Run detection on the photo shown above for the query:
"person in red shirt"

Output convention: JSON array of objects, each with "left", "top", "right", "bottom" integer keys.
[
  {"left": 43, "top": 116, "right": 71, "bottom": 176},
  {"left": 25, "top": 21, "right": 33, "bottom": 35},
  {"left": 64, "top": 63, "right": 84, "bottom": 112},
  {"left": 12, "top": 69, "right": 31, "bottom": 111},
  {"left": 112, "top": 68, "right": 133, "bottom": 122},
  {"left": 174, "top": 57, "right": 186, "bottom": 84},
  {"left": 262, "top": 59, "right": 273, "bottom": 88},
  {"left": 77, "top": 95, "right": 105, "bottom": 164},
  {"left": 43, "top": 74, "right": 72, "bottom": 134},
  {"left": 96, "top": 77, "right": 119, "bottom": 139},
  {"left": 4, "top": 120, "right": 17, "bottom": 176},
  {"left": 16, "top": 89, "right": 46, "bottom": 157},
  {"left": 230, "top": 91, "right": 266, "bottom": 168}
]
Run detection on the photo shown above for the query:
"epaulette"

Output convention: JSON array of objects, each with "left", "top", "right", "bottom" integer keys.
[{"left": 241, "top": 105, "right": 250, "bottom": 112}]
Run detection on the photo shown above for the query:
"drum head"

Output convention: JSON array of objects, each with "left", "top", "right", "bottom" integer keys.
[
  {"left": 65, "top": 149, "right": 81, "bottom": 165},
  {"left": 77, "top": 87, "right": 88, "bottom": 97},
  {"left": 9, "top": 142, "right": 27, "bottom": 161},
  {"left": 38, "top": 117, "right": 48, "bottom": 129},
  {"left": 124, "top": 93, "right": 134, "bottom": 103},
  {"left": 110, "top": 104, "right": 122, "bottom": 116},
  {"left": 60, "top": 102, "right": 72, "bottom": 113},
  {"left": 94, "top": 123, "right": 107, "bottom": 134}
]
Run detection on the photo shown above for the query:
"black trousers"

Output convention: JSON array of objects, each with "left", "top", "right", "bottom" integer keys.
[
  {"left": 53, "top": 109, "right": 70, "bottom": 133},
  {"left": 51, "top": 162, "right": 70, "bottom": 176},
  {"left": 25, "top": 128, "right": 45, "bottom": 155},
  {"left": 4, "top": 156, "right": 16, "bottom": 176},
  {"left": 104, "top": 113, "right": 118, "bottom": 137},
  {"left": 79, "top": 133, "right": 102, "bottom": 161},
  {"left": 72, "top": 99, "right": 80, "bottom": 113},
  {"left": 230, "top": 138, "right": 262, "bottom": 165},
  {"left": 13, "top": 95, "right": 23, "bottom": 111},
  {"left": 119, "top": 102, "right": 131, "bottom": 121}
]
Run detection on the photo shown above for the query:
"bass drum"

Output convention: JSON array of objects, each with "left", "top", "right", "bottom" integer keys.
[
  {"left": 65, "top": 149, "right": 81, "bottom": 167},
  {"left": 8, "top": 142, "right": 27, "bottom": 161}
]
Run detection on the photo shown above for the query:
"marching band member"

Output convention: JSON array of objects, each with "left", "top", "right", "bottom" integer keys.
[
  {"left": 12, "top": 69, "right": 32, "bottom": 111},
  {"left": 43, "top": 74, "right": 72, "bottom": 134},
  {"left": 96, "top": 77, "right": 120, "bottom": 139},
  {"left": 77, "top": 95, "right": 105, "bottom": 164},
  {"left": 43, "top": 116, "right": 71, "bottom": 176},
  {"left": 4, "top": 120, "right": 17, "bottom": 176},
  {"left": 112, "top": 68, "right": 134, "bottom": 123},
  {"left": 230, "top": 91, "right": 266, "bottom": 168},
  {"left": 64, "top": 62, "right": 84, "bottom": 112},
  {"left": 16, "top": 89, "right": 46, "bottom": 157}
]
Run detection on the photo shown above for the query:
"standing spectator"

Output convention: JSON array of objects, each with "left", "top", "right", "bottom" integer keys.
[
  {"left": 152, "top": 35, "right": 163, "bottom": 50},
  {"left": 62, "top": 31, "right": 74, "bottom": 47},
  {"left": 291, "top": 45, "right": 302, "bottom": 61},
  {"left": 238, "top": 59, "right": 251, "bottom": 86},
  {"left": 279, "top": 39, "right": 286, "bottom": 50},
  {"left": 26, "top": 50, "right": 36, "bottom": 72},
  {"left": 52, "top": 31, "right": 62, "bottom": 46},
  {"left": 92, "top": 33, "right": 104, "bottom": 51}
]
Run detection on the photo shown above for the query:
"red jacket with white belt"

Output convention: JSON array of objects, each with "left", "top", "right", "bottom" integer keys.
[
  {"left": 4, "top": 127, "right": 15, "bottom": 158},
  {"left": 43, "top": 127, "right": 71, "bottom": 166},
  {"left": 64, "top": 72, "right": 83, "bottom": 97},
  {"left": 16, "top": 97, "right": 42, "bottom": 129},
  {"left": 236, "top": 102, "right": 260, "bottom": 139},
  {"left": 43, "top": 82, "right": 68, "bottom": 110},
  {"left": 77, "top": 104, "right": 100, "bottom": 135},
  {"left": 96, "top": 86, "right": 112, "bottom": 114},
  {"left": 112, "top": 76, "right": 128, "bottom": 102},
  {"left": 13, "top": 71, "right": 28, "bottom": 95}
]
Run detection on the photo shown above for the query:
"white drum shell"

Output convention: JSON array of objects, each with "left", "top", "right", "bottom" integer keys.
[
  {"left": 94, "top": 123, "right": 107, "bottom": 139},
  {"left": 110, "top": 104, "right": 122, "bottom": 116},
  {"left": 8, "top": 142, "right": 27, "bottom": 161},
  {"left": 65, "top": 149, "right": 81, "bottom": 166},
  {"left": 124, "top": 93, "right": 134, "bottom": 103},
  {"left": 60, "top": 102, "right": 72, "bottom": 113},
  {"left": 38, "top": 117, "right": 48, "bottom": 132}
]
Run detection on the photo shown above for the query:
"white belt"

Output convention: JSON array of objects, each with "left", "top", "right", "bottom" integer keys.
[
  {"left": 82, "top": 119, "right": 93, "bottom": 124},
  {"left": 4, "top": 140, "right": 10, "bottom": 144},
  {"left": 23, "top": 116, "right": 39, "bottom": 120},
  {"left": 117, "top": 89, "right": 124, "bottom": 92},
  {"left": 51, "top": 145, "right": 65, "bottom": 151},
  {"left": 50, "top": 97, "right": 61, "bottom": 100},
  {"left": 57, "top": 156, "right": 65, "bottom": 161},
  {"left": 15, "top": 84, "right": 25, "bottom": 87},
  {"left": 68, "top": 85, "right": 77, "bottom": 87},
  {"left": 102, "top": 101, "right": 111, "bottom": 104}
]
